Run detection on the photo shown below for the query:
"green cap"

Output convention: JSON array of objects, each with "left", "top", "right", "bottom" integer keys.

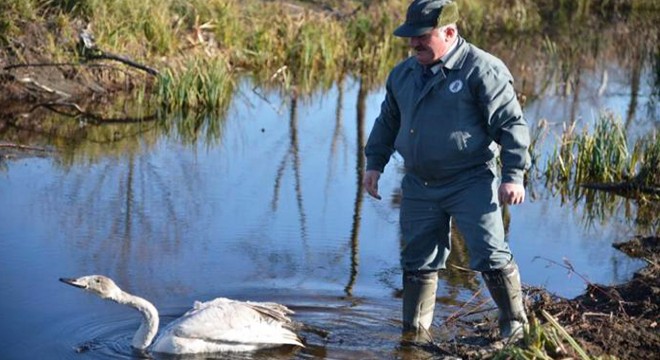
[{"left": 393, "top": 0, "right": 459, "bottom": 37}]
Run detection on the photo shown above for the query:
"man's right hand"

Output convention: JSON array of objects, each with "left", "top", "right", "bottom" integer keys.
[{"left": 363, "top": 170, "right": 382, "bottom": 200}]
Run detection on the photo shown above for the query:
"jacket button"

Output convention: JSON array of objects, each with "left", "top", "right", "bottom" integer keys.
[
  {"left": 410, "top": 129, "right": 415, "bottom": 134},
  {"left": 424, "top": 182, "right": 428, "bottom": 186}
]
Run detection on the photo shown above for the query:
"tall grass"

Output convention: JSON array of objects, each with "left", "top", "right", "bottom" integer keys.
[
  {"left": 545, "top": 112, "right": 636, "bottom": 192},
  {"left": 0, "top": 0, "right": 39, "bottom": 45},
  {"left": 544, "top": 111, "right": 658, "bottom": 232},
  {"left": 633, "top": 131, "right": 660, "bottom": 186},
  {"left": 156, "top": 56, "right": 234, "bottom": 113},
  {"left": 345, "top": 4, "right": 408, "bottom": 88},
  {"left": 85, "top": 0, "right": 178, "bottom": 56},
  {"left": 575, "top": 112, "right": 631, "bottom": 184}
]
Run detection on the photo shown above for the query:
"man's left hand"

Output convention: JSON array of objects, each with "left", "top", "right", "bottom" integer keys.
[{"left": 498, "top": 183, "right": 525, "bottom": 205}]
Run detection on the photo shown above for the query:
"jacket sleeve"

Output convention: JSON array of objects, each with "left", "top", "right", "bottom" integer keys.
[
  {"left": 474, "top": 64, "right": 531, "bottom": 185},
  {"left": 365, "top": 76, "right": 401, "bottom": 172}
]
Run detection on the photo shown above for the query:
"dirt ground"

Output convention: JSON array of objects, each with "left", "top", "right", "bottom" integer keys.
[
  {"left": 525, "top": 236, "right": 659, "bottom": 359},
  {"left": 424, "top": 235, "right": 659, "bottom": 359}
]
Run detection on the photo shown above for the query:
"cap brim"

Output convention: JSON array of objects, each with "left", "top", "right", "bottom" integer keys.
[{"left": 393, "top": 24, "right": 435, "bottom": 37}]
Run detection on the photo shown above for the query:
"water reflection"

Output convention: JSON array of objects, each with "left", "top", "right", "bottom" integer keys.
[
  {"left": 344, "top": 78, "right": 367, "bottom": 297},
  {"left": 49, "top": 146, "right": 204, "bottom": 295},
  {"left": 272, "top": 93, "right": 309, "bottom": 244},
  {"left": 481, "top": 13, "right": 658, "bottom": 143},
  {"left": 561, "top": 187, "right": 658, "bottom": 235}
]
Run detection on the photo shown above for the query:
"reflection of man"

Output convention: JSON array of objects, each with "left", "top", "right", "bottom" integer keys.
[{"left": 363, "top": 0, "right": 531, "bottom": 342}]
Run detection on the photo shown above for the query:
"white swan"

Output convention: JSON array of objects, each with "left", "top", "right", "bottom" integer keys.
[{"left": 60, "top": 275, "right": 304, "bottom": 354}]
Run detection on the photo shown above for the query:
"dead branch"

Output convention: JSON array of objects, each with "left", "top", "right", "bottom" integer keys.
[
  {"left": 441, "top": 288, "right": 493, "bottom": 325},
  {"left": 582, "top": 312, "right": 613, "bottom": 320},
  {"left": 3, "top": 62, "right": 83, "bottom": 71},
  {"left": 77, "top": 28, "right": 159, "bottom": 77},
  {"left": 29, "top": 101, "right": 84, "bottom": 114},
  {"left": 0, "top": 143, "right": 51, "bottom": 152},
  {"left": 16, "top": 77, "right": 71, "bottom": 98},
  {"left": 2, "top": 30, "right": 159, "bottom": 77},
  {"left": 86, "top": 51, "right": 159, "bottom": 77},
  {"left": 533, "top": 256, "right": 628, "bottom": 315},
  {"left": 534, "top": 256, "right": 600, "bottom": 288},
  {"left": 3, "top": 62, "right": 142, "bottom": 79}
]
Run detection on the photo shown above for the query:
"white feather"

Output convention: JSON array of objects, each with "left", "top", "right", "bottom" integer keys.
[{"left": 60, "top": 275, "right": 304, "bottom": 355}]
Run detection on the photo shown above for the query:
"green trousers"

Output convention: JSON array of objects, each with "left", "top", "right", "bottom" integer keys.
[{"left": 399, "top": 167, "right": 512, "bottom": 273}]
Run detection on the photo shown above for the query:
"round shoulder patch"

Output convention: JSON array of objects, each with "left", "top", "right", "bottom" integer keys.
[{"left": 449, "top": 80, "right": 463, "bottom": 93}]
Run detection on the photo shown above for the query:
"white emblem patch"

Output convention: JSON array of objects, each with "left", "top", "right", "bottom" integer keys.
[{"left": 449, "top": 80, "right": 463, "bottom": 93}]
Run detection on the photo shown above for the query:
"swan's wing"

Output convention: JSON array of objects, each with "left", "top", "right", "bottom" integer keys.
[{"left": 162, "top": 297, "right": 302, "bottom": 347}]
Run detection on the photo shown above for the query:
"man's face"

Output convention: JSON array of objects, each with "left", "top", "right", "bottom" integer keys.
[{"left": 408, "top": 26, "right": 454, "bottom": 65}]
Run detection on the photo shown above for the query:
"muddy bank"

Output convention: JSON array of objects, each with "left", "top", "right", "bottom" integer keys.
[
  {"left": 555, "top": 236, "right": 659, "bottom": 358},
  {"left": 0, "top": 20, "right": 154, "bottom": 117},
  {"left": 430, "top": 235, "right": 659, "bottom": 359}
]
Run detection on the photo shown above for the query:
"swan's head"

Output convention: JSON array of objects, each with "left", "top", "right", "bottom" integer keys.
[{"left": 60, "top": 275, "right": 123, "bottom": 300}]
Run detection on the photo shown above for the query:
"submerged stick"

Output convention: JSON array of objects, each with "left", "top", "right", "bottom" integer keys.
[{"left": 0, "top": 143, "right": 50, "bottom": 152}]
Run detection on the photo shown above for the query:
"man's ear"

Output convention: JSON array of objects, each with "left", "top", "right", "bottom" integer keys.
[{"left": 444, "top": 26, "right": 457, "bottom": 40}]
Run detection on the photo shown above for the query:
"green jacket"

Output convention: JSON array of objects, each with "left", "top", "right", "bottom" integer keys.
[{"left": 365, "top": 37, "right": 530, "bottom": 185}]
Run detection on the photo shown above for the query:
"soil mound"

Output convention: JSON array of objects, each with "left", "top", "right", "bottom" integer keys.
[{"left": 425, "top": 236, "right": 659, "bottom": 359}]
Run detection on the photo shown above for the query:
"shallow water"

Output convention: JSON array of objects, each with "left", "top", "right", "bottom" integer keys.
[{"left": 0, "top": 49, "right": 657, "bottom": 360}]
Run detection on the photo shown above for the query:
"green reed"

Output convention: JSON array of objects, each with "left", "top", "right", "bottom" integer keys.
[
  {"left": 542, "top": 113, "right": 658, "bottom": 233},
  {"left": 633, "top": 132, "right": 660, "bottom": 186},
  {"left": 575, "top": 112, "right": 631, "bottom": 184},
  {"left": 494, "top": 310, "right": 617, "bottom": 360},
  {"left": 284, "top": 13, "right": 346, "bottom": 93},
  {"left": 545, "top": 112, "right": 636, "bottom": 191},
  {"left": 156, "top": 56, "right": 235, "bottom": 113}
]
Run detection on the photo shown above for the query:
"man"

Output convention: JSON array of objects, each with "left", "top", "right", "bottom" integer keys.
[{"left": 363, "top": 0, "right": 531, "bottom": 342}]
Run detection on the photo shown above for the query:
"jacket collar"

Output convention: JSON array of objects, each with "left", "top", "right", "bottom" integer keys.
[{"left": 442, "top": 36, "right": 468, "bottom": 70}]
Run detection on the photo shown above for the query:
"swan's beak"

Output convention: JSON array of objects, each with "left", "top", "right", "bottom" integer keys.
[{"left": 59, "top": 277, "right": 86, "bottom": 289}]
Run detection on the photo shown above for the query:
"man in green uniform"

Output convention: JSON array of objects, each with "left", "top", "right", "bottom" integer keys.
[{"left": 363, "top": 0, "right": 530, "bottom": 342}]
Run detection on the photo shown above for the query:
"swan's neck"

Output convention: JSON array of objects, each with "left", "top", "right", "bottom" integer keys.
[{"left": 114, "top": 291, "right": 159, "bottom": 350}]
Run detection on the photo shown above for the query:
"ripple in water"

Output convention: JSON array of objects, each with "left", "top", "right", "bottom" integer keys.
[
  {"left": 59, "top": 311, "right": 137, "bottom": 359},
  {"left": 59, "top": 296, "right": 422, "bottom": 359}
]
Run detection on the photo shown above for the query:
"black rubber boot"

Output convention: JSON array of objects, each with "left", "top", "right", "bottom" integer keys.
[
  {"left": 482, "top": 261, "right": 528, "bottom": 341},
  {"left": 402, "top": 270, "right": 438, "bottom": 343}
]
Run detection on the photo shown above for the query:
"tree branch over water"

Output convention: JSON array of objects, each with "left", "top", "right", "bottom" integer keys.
[{"left": 77, "top": 28, "right": 159, "bottom": 76}]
